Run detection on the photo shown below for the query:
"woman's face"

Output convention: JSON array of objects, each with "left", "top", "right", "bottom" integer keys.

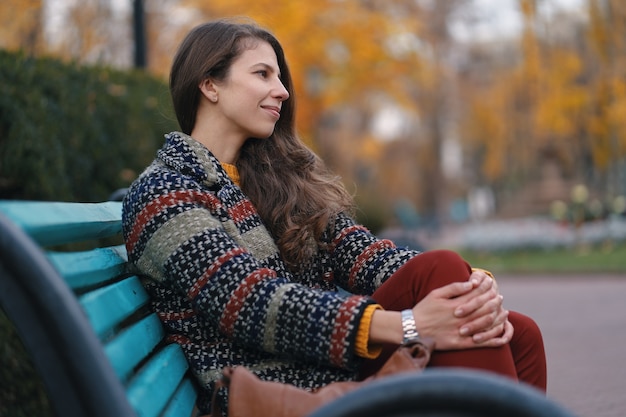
[{"left": 212, "top": 40, "right": 290, "bottom": 142}]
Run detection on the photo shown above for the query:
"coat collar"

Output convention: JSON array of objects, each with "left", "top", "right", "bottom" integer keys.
[
  {"left": 157, "top": 132, "right": 284, "bottom": 269},
  {"left": 157, "top": 131, "right": 232, "bottom": 188}
]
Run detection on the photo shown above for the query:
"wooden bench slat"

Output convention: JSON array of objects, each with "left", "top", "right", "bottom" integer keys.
[
  {"left": 0, "top": 201, "right": 123, "bottom": 246},
  {"left": 79, "top": 276, "right": 149, "bottom": 340},
  {"left": 127, "top": 344, "right": 189, "bottom": 417},
  {"left": 47, "top": 244, "right": 128, "bottom": 289},
  {"left": 161, "top": 379, "right": 198, "bottom": 417},
  {"left": 104, "top": 313, "right": 165, "bottom": 383}
]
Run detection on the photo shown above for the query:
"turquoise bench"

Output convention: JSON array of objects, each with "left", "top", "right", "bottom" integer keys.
[
  {"left": 1, "top": 200, "right": 581, "bottom": 417},
  {"left": 0, "top": 200, "right": 198, "bottom": 417}
]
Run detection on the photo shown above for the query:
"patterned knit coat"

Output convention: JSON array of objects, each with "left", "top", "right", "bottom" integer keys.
[{"left": 122, "top": 132, "right": 420, "bottom": 412}]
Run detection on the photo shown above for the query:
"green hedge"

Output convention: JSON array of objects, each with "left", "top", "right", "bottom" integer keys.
[
  {"left": 0, "top": 50, "right": 178, "bottom": 202},
  {"left": 0, "top": 308, "right": 54, "bottom": 417}
]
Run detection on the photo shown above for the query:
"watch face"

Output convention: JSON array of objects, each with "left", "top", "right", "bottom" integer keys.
[{"left": 402, "top": 335, "right": 421, "bottom": 345}]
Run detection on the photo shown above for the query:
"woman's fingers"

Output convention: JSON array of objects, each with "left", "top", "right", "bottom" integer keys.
[
  {"left": 430, "top": 280, "right": 475, "bottom": 299},
  {"left": 411, "top": 271, "right": 513, "bottom": 351},
  {"left": 459, "top": 301, "right": 505, "bottom": 336},
  {"left": 454, "top": 277, "right": 497, "bottom": 318},
  {"left": 468, "top": 269, "right": 490, "bottom": 286},
  {"left": 472, "top": 319, "right": 515, "bottom": 347},
  {"left": 464, "top": 308, "right": 509, "bottom": 340}
]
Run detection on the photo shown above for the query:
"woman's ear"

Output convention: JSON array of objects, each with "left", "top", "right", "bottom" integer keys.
[{"left": 199, "top": 79, "right": 219, "bottom": 103}]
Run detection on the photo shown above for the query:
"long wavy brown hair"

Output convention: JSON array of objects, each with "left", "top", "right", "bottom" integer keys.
[{"left": 170, "top": 19, "right": 354, "bottom": 270}]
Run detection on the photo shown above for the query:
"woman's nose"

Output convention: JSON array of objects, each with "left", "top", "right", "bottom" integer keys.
[{"left": 274, "top": 79, "right": 290, "bottom": 101}]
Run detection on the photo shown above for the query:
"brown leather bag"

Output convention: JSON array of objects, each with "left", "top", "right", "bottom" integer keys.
[{"left": 211, "top": 338, "right": 434, "bottom": 417}]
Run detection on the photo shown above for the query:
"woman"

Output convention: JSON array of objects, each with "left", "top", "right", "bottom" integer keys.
[{"left": 122, "top": 18, "right": 546, "bottom": 414}]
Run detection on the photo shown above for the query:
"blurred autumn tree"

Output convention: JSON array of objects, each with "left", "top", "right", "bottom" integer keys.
[
  {"left": 176, "top": 0, "right": 473, "bottom": 224},
  {"left": 461, "top": 0, "right": 626, "bottom": 217},
  {"left": 3, "top": 0, "right": 626, "bottom": 225},
  {"left": 177, "top": 0, "right": 420, "bottom": 140},
  {"left": 0, "top": 0, "right": 43, "bottom": 54},
  {"left": 585, "top": 0, "right": 626, "bottom": 198}
]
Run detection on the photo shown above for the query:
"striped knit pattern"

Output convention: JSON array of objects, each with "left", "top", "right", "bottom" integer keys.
[{"left": 122, "top": 132, "right": 420, "bottom": 413}]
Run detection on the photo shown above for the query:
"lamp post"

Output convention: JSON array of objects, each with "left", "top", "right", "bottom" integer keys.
[{"left": 133, "top": 0, "right": 146, "bottom": 68}]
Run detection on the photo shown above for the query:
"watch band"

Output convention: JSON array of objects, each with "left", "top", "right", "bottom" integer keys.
[{"left": 401, "top": 309, "right": 420, "bottom": 344}]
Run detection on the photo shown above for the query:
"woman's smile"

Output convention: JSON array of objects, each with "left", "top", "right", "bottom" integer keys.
[{"left": 261, "top": 104, "right": 281, "bottom": 119}]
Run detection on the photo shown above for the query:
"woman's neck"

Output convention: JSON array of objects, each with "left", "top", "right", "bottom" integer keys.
[
  {"left": 190, "top": 129, "right": 243, "bottom": 164},
  {"left": 191, "top": 106, "right": 245, "bottom": 164}
]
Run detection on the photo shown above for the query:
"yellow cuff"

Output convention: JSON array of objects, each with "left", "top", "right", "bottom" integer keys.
[
  {"left": 472, "top": 267, "right": 495, "bottom": 280},
  {"left": 355, "top": 304, "right": 384, "bottom": 359}
]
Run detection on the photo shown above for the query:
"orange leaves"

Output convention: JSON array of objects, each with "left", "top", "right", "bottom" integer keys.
[
  {"left": 518, "top": 0, "right": 537, "bottom": 19},
  {"left": 584, "top": 0, "right": 626, "bottom": 169},
  {"left": 462, "top": 84, "right": 509, "bottom": 181},
  {"left": 533, "top": 50, "right": 586, "bottom": 139},
  {"left": 607, "top": 79, "right": 626, "bottom": 138},
  {"left": 0, "top": 0, "right": 43, "bottom": 53},
  {"left": 463, "top": 0, "right": 626, "bottom": 185},
  {"left": 178, "top": 0, "right": 427, "bottom": 142}
]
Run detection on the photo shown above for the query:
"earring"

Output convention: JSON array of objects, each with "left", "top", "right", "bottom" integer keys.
[{"left": 211, "top": 95, "right": 218, "bottom": 103}]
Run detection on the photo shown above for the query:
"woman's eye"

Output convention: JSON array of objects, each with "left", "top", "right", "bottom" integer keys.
[{"left": 256, "top": 70, "right": 268, "bottom": 78}]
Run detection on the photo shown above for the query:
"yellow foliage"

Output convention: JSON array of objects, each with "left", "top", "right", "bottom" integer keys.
[
  {"left": 534, "top": 50, "right": 586, "bottom": 139},
  {"left": 0, "top": 0, "right": 42, "bottom": 53},
  {"left": 463, "top": 0, "right": 626, "bottom": 181},
  {"left": 52, "top": 1, "right": 117, "bottom": 64},
  {"left": 8, "top": 0, "right": 625, "bottom": 202},
  {"left": 518, "top": 0, "right": 537, "bottom": 18},
  {"left": 359, "top": 136, "right": 384, "bottom": 161},
  {"left": 608, "top": 79, "right": 626, "bottom": 148},
  {"left": 462, "top": 88, "right": 508, "bottom": 181},
  {"left": 179, "top": 0, "right": 426, "bottom": 142},
  {"left": 581, "top": 0, "right": 626, "bottom": 169}
]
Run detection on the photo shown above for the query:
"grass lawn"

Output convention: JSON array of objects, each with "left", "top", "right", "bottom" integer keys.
[{"left": 458, "top": 242, "right": 626, "bottom": 275}]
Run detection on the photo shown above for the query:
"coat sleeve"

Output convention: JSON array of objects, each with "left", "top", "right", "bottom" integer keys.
[
  {"left": 122, "top": 168, "right": 375, "bottom": 370},
  {"left": 327, "top": 213, "right": 421, "bottom": 296}
]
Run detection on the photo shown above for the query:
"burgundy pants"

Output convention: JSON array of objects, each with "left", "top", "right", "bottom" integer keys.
[{"left": 360, "top": 250, "right": 547, "bottom": 392}]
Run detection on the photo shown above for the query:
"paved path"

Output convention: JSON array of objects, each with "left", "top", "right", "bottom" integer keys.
[{"left": 497, "top": 274, "right": 626, "bottom": 417}]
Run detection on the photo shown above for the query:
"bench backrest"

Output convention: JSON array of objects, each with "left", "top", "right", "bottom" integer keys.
[{"left": 0, "top": 201, "right": 197, "bottom": 417}]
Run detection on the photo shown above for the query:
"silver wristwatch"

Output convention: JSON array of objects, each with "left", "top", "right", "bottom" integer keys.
[{"left": 401, "top": 309, "right": 420, "bottom": 344}]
